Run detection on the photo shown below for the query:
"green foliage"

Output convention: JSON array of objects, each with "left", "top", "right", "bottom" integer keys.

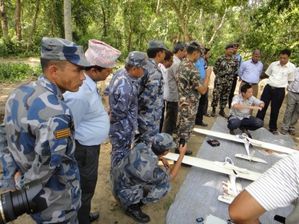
[
  {"left": 0, "top": 63, "right": 40, "bottom": 81},
  {"left": 0, "top": 39, "right": 39, "bottom": 57},
  {"left": 0, "top": 0, "right": 298, "bottom": 67}
]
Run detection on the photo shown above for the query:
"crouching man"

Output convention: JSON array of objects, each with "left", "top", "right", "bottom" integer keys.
[
  {"left": 111, "top": 133, "right": 187, "bottom": 223},
  {"left": 228, "top": 83, "right": 264, "bottom": 136}
]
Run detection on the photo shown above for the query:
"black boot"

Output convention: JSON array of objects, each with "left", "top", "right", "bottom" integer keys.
[
  {"left": 89, "top": 212, "right": 100, "bottom": 223},
  {"left": 210, "top": 108, "right": 216, "bottom": 117},
  {"left": 229, "top": 129, "right": 237, "bottom": 135},
  {"left": 240, "top": 128, "right": 252, "bottom": 138},
  {"left": 125, "top": 204, "right": 150, "bottom": 223},
  {"left": 219, "top": 109, "right": 227, "bottom": 118}
]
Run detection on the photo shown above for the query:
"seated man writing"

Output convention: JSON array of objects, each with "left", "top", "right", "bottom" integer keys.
[{"left": 228, "top": 83, "right": 264, "bottom": 136}]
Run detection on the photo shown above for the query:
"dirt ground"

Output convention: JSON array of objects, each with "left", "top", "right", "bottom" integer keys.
[{"left": 0, "top": 77, "right": 298, "bottom": 224}]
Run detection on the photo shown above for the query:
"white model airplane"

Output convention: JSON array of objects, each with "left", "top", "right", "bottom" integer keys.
[
  {"left": 193, "top": 128, "right": 299, "bottom": 163},
  {"left": 217, "top": 157, "right": 243, "bottom": 204},
  {"left": 163, "top": 153, "right": 260, "bottom": 204},
  {"left": 163, "top": 153, "right": 261, "bottom": 181}
]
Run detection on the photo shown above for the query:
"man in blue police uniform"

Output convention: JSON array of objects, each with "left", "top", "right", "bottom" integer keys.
[
  {"left": 136, "top": 40, "right": 167, "bottom": 146},
  {"left": 111, "top": 133, "right": 187, "bottom": 223},
  {"left": 2, "top": 37, "right": 89, "bottom": 223},
  {"left": 105, "top": 51, "right": 147, "bottom": 167},
  {"left": 64, "top": 40, "right": 121, "bottom": 224}
]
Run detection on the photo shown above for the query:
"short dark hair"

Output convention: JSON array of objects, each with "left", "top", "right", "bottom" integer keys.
[
  {"left": 187, "top": 41, "right": 201, "bottom": 54},
  {"left": 125, "top": 64, "right": 134, "bottom": 71},
  {"left": 252, "top": 49, "right": 261, "bottom": 55},
  {"left": 164, "top": 50, "right": 173, "bottom": 61},
  {"left": 173, "top": 42, "right": 186, "bottom": 53},
  {"left": 152, "top": 146, "right": 168, "bottom": 156},
  {"left": 86, "top": 66, "right": 105, "bottom": 72},
  {"left": 279, "top": 49, "right": 291, "bottom": 57},
  {"left": 204, "top": 48, "right": 210, "bottom": 54},
  {"left": 147, "top": 48, "right": 164, "bottom": 58},
  {"left": 40, "top": 58, "right": 66, "bottom": 72},
  {"left": 240, "top": 83, "right": 252, "bottom": 93}
]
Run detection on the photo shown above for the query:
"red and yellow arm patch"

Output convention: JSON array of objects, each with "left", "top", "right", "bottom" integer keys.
[{"left": 54, "top": 128, "right": 71, "bottom": 139}]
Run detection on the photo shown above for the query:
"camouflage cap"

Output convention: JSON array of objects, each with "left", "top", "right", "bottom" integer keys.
[
  {"left": 148, "top": 40, "right": 168, "bottom": 51},
  {"left": 85, "top": 39, "right": 121, "bottom": 68},
  {"left": 125, "top": 51, "right": 148, "bottom": 68},
  {"left": 173, "top": 42, "right": 187, "bottom": 52},
  {"left": 152, "top": 133, "right": 176, "bottom": 155},
  {"left": 41, "top": 37, "right": 90, "bottom": 67}
]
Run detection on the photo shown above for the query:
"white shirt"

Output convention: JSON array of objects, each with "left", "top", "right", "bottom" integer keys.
[
  {"left": 230, "top": 94, "right": 263, "bottom": 119},
  {"left": 159, "top": 63, "right": 168, "bottom": 100},
  {"left": 164, "top": 55, "right": 181, "bottom": 102},
  {"left": 288, "top": 68, "right": 299, "bottom": 93},
  {"left": 63, "top": 74, "right": 110, "bottom": 146},
  {"left": 246, "top": 153, "right": 299, "bottom": 211},
  {"left": 266, "top": 61, "right": 296, "bottom": 88}
]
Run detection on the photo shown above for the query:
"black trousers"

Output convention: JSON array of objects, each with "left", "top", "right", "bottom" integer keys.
[
  {"left": 228, "top": 116, "right": 264, "bottom": 131},
  {"left": 256, "top": 84, "right": 285, "bottom": 130},
  {"left": 228, "top": 76, "right": 238, "bottom": 108},
  {"left": 159, "top": 100, "right": 166, "bottom": 132},
  {"left": 162, "top": 101, "right": 178, "bottom": 135},
  {"left": 196, "top": 91, "right": 208, "bottom": 123},
  {"left": 75, "top": 141, "right": 100, "bottom": 224}
]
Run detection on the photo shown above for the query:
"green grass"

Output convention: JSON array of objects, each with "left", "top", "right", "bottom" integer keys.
[{"left": 0, "top": 63, "right": 41, "bottom": 82}]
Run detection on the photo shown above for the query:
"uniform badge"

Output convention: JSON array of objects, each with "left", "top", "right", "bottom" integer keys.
[{"left": 54, "top": 128, "right": 71, "bottom": 139}]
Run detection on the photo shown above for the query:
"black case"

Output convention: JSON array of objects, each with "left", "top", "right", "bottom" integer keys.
[{"left": 207, "top": 139, "right": 220, "bottom": 147}]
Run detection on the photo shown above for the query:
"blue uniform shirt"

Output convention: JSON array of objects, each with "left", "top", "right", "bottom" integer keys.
[
  {"left": 194, "top": 57, "right": 206, "bottom": 80},
  {"left": 64, "top": 73, "right": 109, "bottom": 146},
  {"left": 106, "top": 68, "right": 139, "bottom": 166},
  {"left": 137, "top": 58, "right": 164, "bottom": 145},
  {"left": 4, "top": 75, "right": 81, "bottom": 223}
]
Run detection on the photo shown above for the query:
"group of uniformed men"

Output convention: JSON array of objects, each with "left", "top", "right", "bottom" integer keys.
[
  {"left": 0, "top": 36, "right": 203, "bottom": 224},
  {"left": 0, "top": 35, "right": 298, "bottom": 224}
]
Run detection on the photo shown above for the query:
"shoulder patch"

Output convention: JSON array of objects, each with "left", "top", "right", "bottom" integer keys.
[{"left": 54, "top": 128, "right": 71, "bottom": 139}]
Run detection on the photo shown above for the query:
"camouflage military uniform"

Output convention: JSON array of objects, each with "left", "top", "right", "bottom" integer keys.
[
  {"left": 174, "top": 58, "right": 202, "bottom": 144},
  {"left": 111, "top": 142, "right": 170, "bottom": 209},
  {"left": 0, "top": 123, "right": 17, "bottom": 189},
  {"left": 211, "top": 55, "right": 238, "bottom": 110},
  {"left": 4, "top": 75, "right": 81, "bottom": 223},
  {"left": 106, "top": 68, "right": 139, "bottom": 167},
  {"left": 137, "top": 58, "right": 164, "bottom": 146}
]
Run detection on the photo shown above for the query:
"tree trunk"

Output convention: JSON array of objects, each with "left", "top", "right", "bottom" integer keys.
[
  {"left": 101, "top": 5, "right": 107, "bottom": 37},
  {"left": 29, "top": 0, "right": 40, "bottom": 45},
  {"left": 199, "top": 9, "right": 205, "bottom": 44},
  {"left": 63, "top": 0, "right": 72, "bottom": 41},
  {"left": 15, "top": 0, "right": 22, "bottom": 41},
  {"left": 208, "top": 8, "right": 227, "bottom": 45},
  {"left": 0, "top": 0, "right": 8, "bottom": 41}
]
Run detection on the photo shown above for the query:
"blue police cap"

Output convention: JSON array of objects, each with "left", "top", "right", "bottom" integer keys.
[
  {"left": 152, "top": 133, "right": 176, "bottom": 155},
  {"left": 148, "top": 40, "right": 168, "bottom": 51},
  {"left": 125, "top": 51, "right": 147, "bottom": 68},
  {"left": 41, "top": 37, "right": 90, "bottom": 67}
]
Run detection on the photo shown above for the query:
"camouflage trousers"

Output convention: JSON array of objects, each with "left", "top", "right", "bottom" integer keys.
[
  {"left": 136, "top": 118, "right": 160, "bottom": 146},
  {"left": 110, "top": 123, "right": 134, "bottom": 167},
  {"left": 211, "top": 75, "right": 235, "bottom": 110},
  {"left": 110, "top": 155, "right": 170, "bottom": 209},
  {"left": 174, "top": 100, "right": 199, "bottom": 145}
]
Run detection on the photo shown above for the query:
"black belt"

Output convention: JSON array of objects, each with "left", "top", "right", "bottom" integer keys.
[
  {"left": 267, "top": 84, "right": 285, "bottom": 90},
  {"left": 242, "top": 80, "right": 258, "bottom": 85}
]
